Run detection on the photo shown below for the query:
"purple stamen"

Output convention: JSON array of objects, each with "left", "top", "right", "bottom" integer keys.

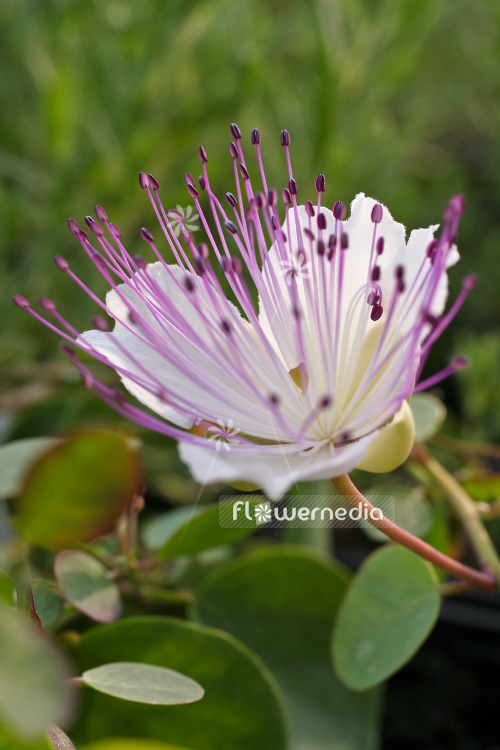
[{"left": 315, "top": 174, "right": 326, "bottom": 193}]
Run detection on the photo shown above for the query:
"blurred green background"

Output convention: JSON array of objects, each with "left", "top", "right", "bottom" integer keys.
[{"left": 1, "top": 0, "right": 500, "bottom": 443}]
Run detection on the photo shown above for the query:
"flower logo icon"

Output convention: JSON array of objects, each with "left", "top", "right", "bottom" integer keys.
[
  {"left": 279, "top": 251, "right": 311, "bottom": 285},
  {"left": 167, "top": 205, "right": 200, "bottom": 237},
  {"left": 254, "top": 502, "right": 273, "bottom": 525},
  {"left": 206, "top": 419, "right": 241, "bottom": 452}
]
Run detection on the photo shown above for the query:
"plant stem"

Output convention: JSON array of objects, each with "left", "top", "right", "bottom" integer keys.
[
  {"left": 412, "top": 443, "right": 500, "bottom": 584},
  {"left": 331, "top": 474, "right": 496, "bottom": 593}
]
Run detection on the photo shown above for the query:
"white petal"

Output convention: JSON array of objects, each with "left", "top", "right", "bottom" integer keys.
[{"left": 179, "top": 433, "right": 377, "bottom": 497}]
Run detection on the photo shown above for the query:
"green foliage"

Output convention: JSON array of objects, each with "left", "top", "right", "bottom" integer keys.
[
  {"left": 81, "top": 662, "right": 204, "bottom": 705},
  {"left": 0, "top": 604, "right": 70, "bottom": 739},
  {"left": 82, "top": 741, "right": 193, "bottom": 750},
  {"left": 0, "top": 438, "right": 58, "bottom": 500},
  {"left": 332, "top": 546, "right": 441, "bottom": 690},
  {"left": 14, "top": 429, "right": 141, "bottom": 549},
  {"left": 54, "top": 551, "right": 121, "bottom": 623},
  {"left": 70, "top": 617, "right": 288, "bottom": 749},
  {"left": 410, "top": 393, "right": 446, "bottom": 442},
  {"left": 193, "top": 547, "right": 382, "bottom": 750}
]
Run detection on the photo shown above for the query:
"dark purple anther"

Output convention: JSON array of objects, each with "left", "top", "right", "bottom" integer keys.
[
  {"left": 376, "top": 236, "right": 384, "bottom": 255},
  {"left": 199, "top": 242, "right": 209, "bottom": 259},
  {"left": 54, "top": 256, "right": 69, "bottom": 271},
  {"left": 226, "top": 192, "right": 238, "bottom": 208},
  {"left": 198, "top": 146, "right": 208, "bottom": 163},
  {"left": 317, "top": 240, "right": 325, "bottom": 256},
  {"left": 95, "top": 205, "right": 108, "bottom": 223},
  {"left": 288, "top": 178, "right": 298, "bottom": 196},
  {"left": 292, "top": 305, "right": 301, "bottom": 319},
  {"left": 256, "top": 192, "right": 265, "bottom": 209},
  {"left": 267, "top": 188, "right": 277, "bottom": 207},
  {"left": 426, "top": 239, "right": 437, "bottom": 258},
  {"left": 109, "top": 222, "right": 121, "bottom": 238},
  {"left": 198, "top": 176, "right": 206, "bottom": 191},
  {"left": 229, "top": 142, "right": 238, "bottom": 159},
  {"left": 140, "top": 227, "right": 154, "bottom": 243},
  {"left": 319, "top": 395, "right": 331, "bottom": 409},
  {"left": 367, "top": 292, "right": 380, "bottom": 306},
  {"left": 444, "top": 194, "right": 466, "bottom": 219},
  {"left": 194, "top": 258, "right": 205, "bottom": 275},
  {"left": 86, "top": 217, "right": 104, "bottom": 237},
  {"left": 68, "top": 218, "right": 81, "bottom": 236},
  {"left": 280, "top": 130, "right": 290, "bottom": 147},
  {"left": 315, "top": 174, "right": 326, "bottom": 193},
  {"left": 371, "top": 304, "right": 383, "bottom": 322},
  {"left": 304, "top": 228, "right": 315, "bottom": 241},
  {"left": 158, "top": 388, "right": 169, "bottom": 403},
  {"left": 221, "top": 319, "right": 232, "bottom": 334},
  {"left": 232, "top": 258, "right": 242, "bottom": 275},
  {"left": 341, "top": 232, "right": 349, "bottom": 250},
  {"left": 187, "top": 183, "right": 199, "bottom": 199},
  {"left": 224, "top": 220, "right": 238, "bottom": 235},
  {"left": 333, "top": 201, "right": 346, "bottom": 221},
  {"left": 317, "top": 213, "right": 327, "bottom": 230},
  {"left": 269, "top": 393, "right": 280, "bottom": 406},
  {"left": 395, "top": 265, "right": 404, "bottom": 280},
  {"left": 463, "top": 273, "right": 477, "bottom": 291},
  {"left": 60, "top": 344, "right": 76, "bottom": 358},
  {"left": 133, "top": 255, "right": 148, "bottom": 270},
  {"left": 371, "top": 203, "right": 383, "bottom": 224},
  {"left": 423, "top": 312, "right": 438, "bottom": 327},
  {"left": 282, "top": 188, "right": 291, "bottom": 206},
  {"left": 305, "top": 200, "right": 315, "bottom": 217},
  {"left": 328, "top": 234, "right": 337, "bottom": 250},
  {"left": 453, "top": 356, "right": 468, "bottom": 370},
  {"left": 184, "top": 276, "right": 195, "bottom": 293},
  {"left": 271, "top": 216, "right": 277, "bottom": 230},
  {"left": 372, "top": 265, "right": 381, "bottom": 282},
  {"left": 92, "top": 315, "right": 109, "bottom": 331},
  {"left": 39, "top": 297, "right": 56, "bottom": 313},
  {"left": 397, "top": 280, "right": 406, "bottom": 294},
  {"left": 230, "top": 123, "right": 242, "bottom": 140},
  {"left": 239, "top": 163, "right": 249, "bottom": 180},
  {"left": 148, "top": 174, "right": 160, "bottom": 190},
  {"left": 251, "top": 128, "right": 261, "bottom": 145},
  {"left": 139, "top": 172, "right": 149, "bottom": 189},
  {"left": 13, "top": 295, "right": 30, "bottom": 310},
  {"left": 185, "top": 173, "right": 195, "bottom": 187}
]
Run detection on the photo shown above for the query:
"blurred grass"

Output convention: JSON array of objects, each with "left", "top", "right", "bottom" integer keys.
[{"left": 1, "top": 0, "right": 500, "bottom": 428}]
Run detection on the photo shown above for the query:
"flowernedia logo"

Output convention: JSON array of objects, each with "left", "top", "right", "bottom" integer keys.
[
  {"left": 219, "top": 494, "right": 397, "bottom": 529},
  {"left": 167, "top": 205, "right": 200, "bottom": 236}
]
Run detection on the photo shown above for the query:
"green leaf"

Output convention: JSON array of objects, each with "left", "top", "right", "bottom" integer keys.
[
  {"left": 333, "top": 546, "right": 441, "bottom": 691},
  {"left": 144, "top": 502, "right": 259, "bottom": 559},
  {"left": 0, "top": 438, "right": 59, "bottom": 500},
  {"left": 47, "top": 725, "right": 76, "bottom": 750},
  {"left": 359, "top": 486, "right": 433, "bottom": 542},
  {"left": 15, "top": 429, "right": 141, "bottom": 549},
  {"left": 0, "top": 723, "right": 52, "bottom": 749},
  {"left": 81, "top": 662, "right": 204, "bottom": 705},
  {"left": 192, "top": 546, "right": 383, "bottom": 750},
  {"left": 0, "top": 570, "right": 14, "bottom": 606},
  {"left": 461, "top": 472, "right": 500, "bottom": 503},
  {"left": 32, "top": 584, "right": 63, "bottom": 628},
  {"left": 54, "top": 551, "right": 121, "bottom": 623},
  {"left": 410, "top": 393, "right": 446, "bottom": 442},
  {"left": 70, "top": 616, "right": 288, "bottom": 750},
  {"left": 82, "top": 741, "right": 194, "bottom": 750},
  {"left": 0, "top": 604, "right": 70, "bottom": 738}
]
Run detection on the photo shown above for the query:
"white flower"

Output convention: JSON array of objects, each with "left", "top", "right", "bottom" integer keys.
[{"left": 20, "top": 126, "right": 472, "bottom": 497}]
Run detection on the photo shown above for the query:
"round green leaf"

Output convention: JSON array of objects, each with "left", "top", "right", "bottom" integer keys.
[
  {"left": 0, "top": 438, "right": 59, "bottom": 501},
  {"left": 144, "top": 502, "right": 259, "bottom": 559},
  {"left": 82, "top": 741, "right": 193, "bottom": 750},
  {"left": 82, "top": 662, "right": 204, "bottom": 705},
  {"left": 192, "top": 546, "right": 382, "bottom": 750},
  {"left": 15, "top": 429, "right": 141, "bottom": 549},
  {"left": 333, "top": 546, "right": 441, "bottom": 691},
  {"left": 54, "top": 551, "right": 121, "bottom": 623},
  {"left": 32, "top": 584, "right": 63, "bottom": 628},
  {"left": 0, "top": 604, "right": 71, "bottom": 738},
  {"left": 410, "top": 393, "right": 446, "bottom": 442},
  {"left": 70, "top": 616, "right": 288, "bottom": 750},
  {"left": 47, "top": 724, "right": 76, "bottom": 749}
]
